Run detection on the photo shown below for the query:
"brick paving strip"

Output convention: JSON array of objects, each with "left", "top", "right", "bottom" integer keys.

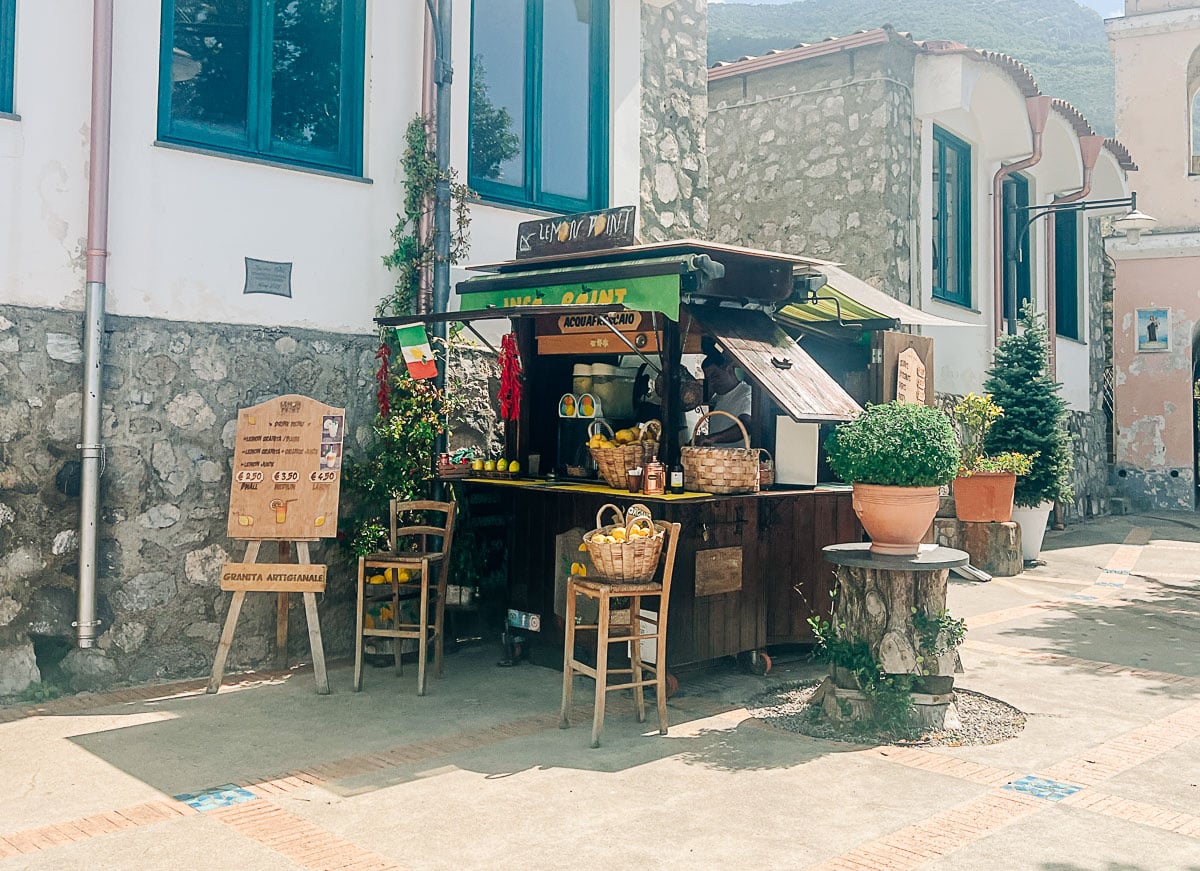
[{"left": 211, "top": 799, "right": 405, "bottom": 871}]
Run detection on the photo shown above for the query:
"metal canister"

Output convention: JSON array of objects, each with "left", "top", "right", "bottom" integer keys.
[{"left": 643, "top": 460, "right": 666, "bottom": 495}]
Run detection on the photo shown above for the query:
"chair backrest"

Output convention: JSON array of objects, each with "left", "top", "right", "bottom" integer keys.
[
  {"left": 389, "top": 499, "right": 457, "bottom": 556},
  {"left": 654, "top": 521, "right": 683, "bottom": 629}
]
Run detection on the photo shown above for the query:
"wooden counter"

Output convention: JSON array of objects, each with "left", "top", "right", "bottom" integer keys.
[{"left": 460, "top": 479, "right": 862, "bottom": 666}]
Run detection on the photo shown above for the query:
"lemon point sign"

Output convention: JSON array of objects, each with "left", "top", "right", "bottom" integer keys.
[{"left": 226, "top": 394, "right": 345, "bottom": 540}]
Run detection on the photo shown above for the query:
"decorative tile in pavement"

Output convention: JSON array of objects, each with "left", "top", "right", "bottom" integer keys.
[
  {"left": 1095, "top": 581, "right": 1125, "bottom": 588},
  {"left": 1068, "top": 594, "right": 1099, "bottom": 601},
  {"left": 173, "top": 784, "right": 257, "bottom": 812},
  {"left": 1004, "top": 775, "right": 1083, "bottom": 802}
]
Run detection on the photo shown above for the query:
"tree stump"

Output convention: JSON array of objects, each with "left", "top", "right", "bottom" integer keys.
[{"left": 820, "top": 544, "right": 969, "bottom": 731}]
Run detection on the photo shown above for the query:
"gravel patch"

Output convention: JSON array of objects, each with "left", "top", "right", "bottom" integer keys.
[{"left": 745, "top": 680, "right": 1026, "bottom": 747}]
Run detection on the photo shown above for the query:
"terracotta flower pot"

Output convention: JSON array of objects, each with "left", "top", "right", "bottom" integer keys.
[
  {"left": 851, "top": 483, "right": 941, "bottom": 556},
  {"left": 952, "top": 472, "right": 1017, "bottom": 523}
]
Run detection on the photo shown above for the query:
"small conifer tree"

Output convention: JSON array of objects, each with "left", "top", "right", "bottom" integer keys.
[{"left": 983, "top": 306, "right": 1074, "bottom": 508}]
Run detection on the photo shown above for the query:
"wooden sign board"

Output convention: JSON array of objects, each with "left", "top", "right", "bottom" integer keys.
[
  {"left": 896, "top": 347, "right": 927, "bottom": 405},
  {"left": 516, "top": 205, "right": 637, "bottom": 259},
  {"left": 226, "top": 394, "right": 345, "bottom": 540},
  {"left": 220, "top": 562, "right": 327, "bottom": 592},
  {"left": 695, "top": 547, "right": 743, "bottom": 597}
]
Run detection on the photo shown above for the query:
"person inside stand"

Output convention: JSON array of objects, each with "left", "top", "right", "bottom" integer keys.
[{"left": 695, "top": 350, "right": 753, "bottom": 446}]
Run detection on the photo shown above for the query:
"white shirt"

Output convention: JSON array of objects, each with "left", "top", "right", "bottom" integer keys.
[{"left": 708, "top": 381, "right": 752, "bottom": 437}]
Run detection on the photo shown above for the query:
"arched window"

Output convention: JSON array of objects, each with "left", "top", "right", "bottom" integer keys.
[{"left": 1189, "top": 44, "right": 1200, "bottom": 175}]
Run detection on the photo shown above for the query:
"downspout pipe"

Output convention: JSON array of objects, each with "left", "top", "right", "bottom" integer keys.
[
  {"left": 992, "top": 96, "right": 1053, "bottom": 343},
  {"left": 430, "top": 0, "right": 452, "bottom": 464},
  {"left": 417, "top": 5, "right": 436, "bottom": 315},
  {"left": 1046, "top": 134, "right": 1105, "bottom": 379},
  {"left": 77, "top": 0, "right": 115, "bottom": 649}
]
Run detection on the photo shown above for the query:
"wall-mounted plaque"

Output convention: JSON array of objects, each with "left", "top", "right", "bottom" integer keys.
[
  {"left": 515, "top": 205, "right": 637, "bottom": 259},
  {"left": 896, "top": 347, "right": 927, "bottom": 404},
  {"left": 695, "top": 547, "right": 743, "bottom": 597},
  {"left": 226, "top": 394, "right": 345, "bottom": 540},
  {"left": 244, "top": 258, "right": 293, "bottom": 297}
]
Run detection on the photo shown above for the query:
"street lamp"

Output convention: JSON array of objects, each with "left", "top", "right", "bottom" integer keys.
[{"left": 1006, "top": 191, "right": 1156, "bottom": 336}]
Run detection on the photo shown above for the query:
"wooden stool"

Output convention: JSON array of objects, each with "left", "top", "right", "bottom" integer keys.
[
  {"left": 559, "top": 521, "right": 681, "bottom": 748},
  {"left": 354, "top": 499, "right": 456, "bottom": 696}
]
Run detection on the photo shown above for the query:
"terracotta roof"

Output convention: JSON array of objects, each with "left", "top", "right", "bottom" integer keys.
[
  {"left": 1050, "top": 98, "right": 1097, "bottom": 139},
  {"left": 1103, "top": 138, "right": 1139, "bottom": 171},
  {"left": 707, "top": 25, "right": 1138, "bottom": 173},
  {"left": 708, "top": 26, "right": 918, "bottom": 82}
]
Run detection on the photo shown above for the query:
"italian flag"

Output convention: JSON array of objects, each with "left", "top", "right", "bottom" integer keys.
[{"left": 395, "top": 325, "right": 438, "bottom": 380}]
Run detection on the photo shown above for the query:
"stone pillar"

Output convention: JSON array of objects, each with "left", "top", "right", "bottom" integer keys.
[{"left": 934, "top": 518, "right": 1023, "bottom": 577}]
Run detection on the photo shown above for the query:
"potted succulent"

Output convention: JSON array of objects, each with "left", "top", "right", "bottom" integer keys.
[
  {"left": 950, "top": 393, "right": 1034, "bottom": 523},
  {"left": 826, "top": 401, "right": 960, "bottom": 555},
  {"left": 982, "top": 308, "right": 1074, "bottom": 560}
]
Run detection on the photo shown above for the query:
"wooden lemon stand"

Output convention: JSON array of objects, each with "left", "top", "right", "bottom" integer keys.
[{"left": 208, "top": 394, "right": 346, "bottom": 695}]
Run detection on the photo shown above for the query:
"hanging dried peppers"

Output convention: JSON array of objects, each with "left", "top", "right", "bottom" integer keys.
[{"left": 498, "top": 332, "right": 522, "bottom": 421}]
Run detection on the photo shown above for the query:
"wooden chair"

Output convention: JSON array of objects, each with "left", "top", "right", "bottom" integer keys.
[
  {"left": 354, "top": 499, "right": 456, "bottom": 696},
  {"left": 559, "top": 521, "right": 682, "bottom": 748}
]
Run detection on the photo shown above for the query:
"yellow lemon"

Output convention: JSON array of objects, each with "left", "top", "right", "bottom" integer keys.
[
  {"left": 496, "top": 459, "right": 508, "bottom": 472},
  {"left": 368, "top": 574, "right": 386, "bottom": 585},
  {"left": 314, "top": 516, "right": 325, "bottom": 527},
  {"left": 508, "top": 461, "right": 520, "bottom": 474},
  {"left": 483, "top": 460, "right": 496, "bottom": 472}
]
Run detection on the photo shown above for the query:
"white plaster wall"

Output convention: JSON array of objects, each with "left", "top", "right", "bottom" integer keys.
[
  {"left": 913, "top": 56, "right": 1120, "bottom": 406},
  {"left": 0, "top": 2, "right": 644, "bottom": 336}
]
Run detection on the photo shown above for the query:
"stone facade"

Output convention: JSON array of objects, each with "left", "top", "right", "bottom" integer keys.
[
  {"left": 707, "top": 39, "right": 919, "bottom": 303},
  {"left": 0, "top": 304, "right": 502, "bottom": 696},
  {"left": 640, "top": 0, "right": 710, "bottom": 240}
]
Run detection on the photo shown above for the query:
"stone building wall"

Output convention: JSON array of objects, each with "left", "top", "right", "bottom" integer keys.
[
  {"left": 707, "top": 40, "right": 919, "bottom": 303},
  {"left": 640, "top": 0, "right": 710, "bottom": 240},
  {"left": 1068, "top": 219, "right": 1112, "bottom": 518},
  {"left": 0, "top": 304, "right": 499, "bottom": 696}
]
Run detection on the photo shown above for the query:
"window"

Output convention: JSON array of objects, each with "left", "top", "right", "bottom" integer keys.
[
  {"left": 469, "top": 0, "right": 609, "bottom": 212},
  {"left": 158, "top": 0, "right": 365, "bottom": 175},
  {"left": 0, "top": 0, "right": 14, "bottom": 115},
  {"left": 931, "top": 127, "right": 972, "bottom": 307},
  {"left": 1055, "top": 209, "right": 1080, "bottom": 340},
  {"left": 1002, "top": 173, "right": 1031, "bottom": 323}
]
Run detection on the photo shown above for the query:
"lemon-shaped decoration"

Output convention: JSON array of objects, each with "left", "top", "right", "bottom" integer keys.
[
  {"left": 483, "top": 460, "right": 496, "bottom": 472},
  {"left": 496, "top": 459, "right": 508, "bottom": 472},
  {"left": 508, "top": 461, "right": 520, "bottom": 474}
]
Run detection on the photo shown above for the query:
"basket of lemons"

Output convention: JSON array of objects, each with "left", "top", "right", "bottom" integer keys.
[
  {"left": 584, "top": 503, "right": 665, "bottom": 582},
  {"left": 587, "top": 420, "right": 661, "bottom": 490}
]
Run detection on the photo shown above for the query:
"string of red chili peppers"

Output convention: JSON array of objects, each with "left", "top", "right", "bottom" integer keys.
[{"left": 497, "top": 332, "right": 522, "bottom": 422}]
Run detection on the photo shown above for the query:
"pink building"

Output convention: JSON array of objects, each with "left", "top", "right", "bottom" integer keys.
[{"left": 1107, "top": 0, "right": 1200, "bottom": 510}]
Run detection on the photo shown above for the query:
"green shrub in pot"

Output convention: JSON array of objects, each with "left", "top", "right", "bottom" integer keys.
[{"left": 825, "top": 401, "right": 960, "bottom": 488}]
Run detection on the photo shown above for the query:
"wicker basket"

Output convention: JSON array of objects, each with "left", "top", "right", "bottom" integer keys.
[
  {"left": 584, "top": 503, "right": 665, "bottom": 582},
  {"left": 589, "top": 420, "right": 662, "bottom": 490},
  {"left": 758, "top": 449, "right": 775, "bottom": 489},
  {"left": 681, "top": 410, "right": 760, "bottom": 495}
]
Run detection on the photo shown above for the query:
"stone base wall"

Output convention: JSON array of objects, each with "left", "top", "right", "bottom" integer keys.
[
  {"left": 1112, "top": 464, "right": 1195, "bottom": 512},
  {"left": 0, "top": 304, "right": 499, "bottom": 697}
]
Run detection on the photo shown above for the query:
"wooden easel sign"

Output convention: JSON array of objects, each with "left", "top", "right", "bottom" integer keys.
[{"left": 209, "top": 394, "right": 345, "bottom": 695}]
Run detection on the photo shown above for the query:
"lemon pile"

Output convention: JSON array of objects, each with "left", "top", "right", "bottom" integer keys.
[
  {"left": 367, "top": 567, "right": 412, "bottom": 584},
  {"left": 587, "top": 425, "right": 658, "bottom": 450},
  {"left": 588, "top": 525, "right": 653, "bottom": 545}
]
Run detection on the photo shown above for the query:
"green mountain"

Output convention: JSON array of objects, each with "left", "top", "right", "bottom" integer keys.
[{"left": 708, "top": 0, "right": 1116, "bottom": 135}]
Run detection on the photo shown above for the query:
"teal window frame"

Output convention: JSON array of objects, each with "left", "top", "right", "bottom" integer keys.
[
  {"left": 157, "top": 0, "right": 365, "bottom": 176},
  {"left": 468, "top": 0, "right": 610, "bottom": 213},
  {"left": 931, "top": 126, "right": 972, "bottom": 307},
  {"left": 1002, "top": 173, "right": 1032, "bottom": 323},
  {"left": 1054, "top": 209, "right": 1080, "bottom": 340},
  {"left": 0, "top": 0, "right": 15, "bottom": 115}
]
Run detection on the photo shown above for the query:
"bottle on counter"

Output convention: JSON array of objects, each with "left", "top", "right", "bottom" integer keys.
[{"left": 669, "top": 461, "right": 685, "bottom": 495}]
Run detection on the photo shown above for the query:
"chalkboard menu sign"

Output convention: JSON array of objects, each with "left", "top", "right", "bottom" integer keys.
[
  {"left": 226, "top": 394, "right": 345, "bottom": 540},
  {"left": 515, "top": 205, "right": 637, "bottom": 259}
]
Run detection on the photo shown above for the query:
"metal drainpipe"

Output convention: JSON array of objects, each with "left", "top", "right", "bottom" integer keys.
[
  {"left": 77, "top": 0, "right": 115, "bottom": 649},
  {"left": 992, "top": 96, "right": 1053, "bottom": 343},
  {"left": 430, "top": 0, "right": 452, "bottom": 464},
  {"left": 417, "top": 5, "right": 436, "bottom": 316},
  {"left": 1047, "top": 135, "right": 1105, "bottom": 379}
]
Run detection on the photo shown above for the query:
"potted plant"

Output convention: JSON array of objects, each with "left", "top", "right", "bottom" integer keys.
[
  {"left": 825, "top": 401, "right": 960, "bottom": 555},
  {"left": 982, "top": 307, "right": 1074, "bottom": 560},
  {"left": 950, "top": 393, "right": 1034, "bottom": 523}
]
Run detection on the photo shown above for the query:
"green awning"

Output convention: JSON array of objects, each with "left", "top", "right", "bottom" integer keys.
[
  {"left": 455, "top": 255, "right": 725, "bottom": 321},
  {"left": 778, "top": 265, "right": 976, "bottom": 330}
]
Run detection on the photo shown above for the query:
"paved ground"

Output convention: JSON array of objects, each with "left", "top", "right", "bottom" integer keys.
[{"left": 1, "top": 512, "right": 1198, "bottom": 870}]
